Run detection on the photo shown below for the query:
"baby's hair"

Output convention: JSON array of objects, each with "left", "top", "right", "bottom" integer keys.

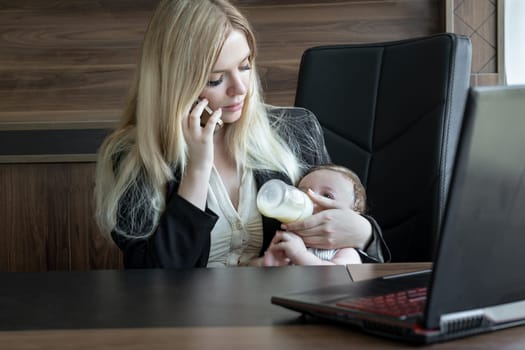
[{"left": 301, "top": 164, "right": 367, "bottom": 213}]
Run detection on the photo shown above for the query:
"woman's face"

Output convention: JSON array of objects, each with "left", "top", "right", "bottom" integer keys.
[
  {"left": 298, "top": 169, "right": 356, "bottom": 214},
  {"left": 200, "top": 29, "right": 252, "bottom": 125}
]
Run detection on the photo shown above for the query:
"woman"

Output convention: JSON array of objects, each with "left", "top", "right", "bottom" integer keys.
[{"left": 95, "top": 0, "right": 388, "bottom": 268}]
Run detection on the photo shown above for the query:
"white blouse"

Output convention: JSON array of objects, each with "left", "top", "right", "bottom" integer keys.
[{"left": 206, "top": 167, "right": 263, "bottom": 267}]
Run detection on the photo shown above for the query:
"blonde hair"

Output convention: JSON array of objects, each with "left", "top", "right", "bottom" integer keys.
[
  {"left": 301, "top": 164, "right": 367, "bottom": 213},
  {"left": 95, "top": 0, "right": 303, "bottom": 238}
]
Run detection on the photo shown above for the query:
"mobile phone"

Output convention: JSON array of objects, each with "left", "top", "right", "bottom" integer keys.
[
  {"left": 198, "top": 102, "right": 214, "bottom": 127},
  {"left": 195, "top": 99, "right": 224, "bottom": 131}
]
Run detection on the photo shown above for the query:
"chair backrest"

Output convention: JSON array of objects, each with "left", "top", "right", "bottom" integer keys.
[{"left": 295, "top": 33, "right": 472, "bottom": 262}]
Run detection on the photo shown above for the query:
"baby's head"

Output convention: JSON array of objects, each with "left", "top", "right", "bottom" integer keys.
[{"left": 298, "top": 164, "right": 366, "bottom": 214}]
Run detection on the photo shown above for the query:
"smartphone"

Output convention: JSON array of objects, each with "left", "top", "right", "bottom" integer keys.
[
  {"left": 199, "top": 102, "right": 214, "bottom": 127},
  {"left": 195, "top": 99, "right": 223, "bottom": 131}
]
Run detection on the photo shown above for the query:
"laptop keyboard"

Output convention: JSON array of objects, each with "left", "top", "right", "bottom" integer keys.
[{"left": 335, "top": 287, "right": 427, "bottom": 318}]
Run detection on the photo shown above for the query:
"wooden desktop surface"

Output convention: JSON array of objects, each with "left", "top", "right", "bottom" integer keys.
[{"left": 1, "top": 263, "right": 524, "bottom": 349}]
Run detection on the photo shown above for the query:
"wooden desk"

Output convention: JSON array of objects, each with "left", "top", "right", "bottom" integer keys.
[{"left": 1, "top": 264, "right": 524, "bottom": 349}]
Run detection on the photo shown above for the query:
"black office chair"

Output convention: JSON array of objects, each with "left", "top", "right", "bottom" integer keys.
[{"left": 295, "top": 33, "right": 472, "bottom": 262}]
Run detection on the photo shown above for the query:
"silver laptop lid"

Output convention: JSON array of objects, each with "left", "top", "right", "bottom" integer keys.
[{"left": 425, "top": 85, "right": 525, "bottom": 329}]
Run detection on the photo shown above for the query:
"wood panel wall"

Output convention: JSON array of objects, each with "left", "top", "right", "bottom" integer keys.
[
  {"left": 0, "top": 0, "right": 444, "bottom": 126},
  {"left": 0, "top": 0, "right": 444, "bottom": 271},
  {"left": 450, "top": 0, "right": 501, "bottom": 86},
  {"left": 0, "top": 163, "right": 122, "bottom": 271}
]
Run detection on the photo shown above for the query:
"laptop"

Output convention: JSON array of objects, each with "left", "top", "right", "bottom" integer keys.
[{"left": 271, "top": 85, "right": 525, "bottom": 344}]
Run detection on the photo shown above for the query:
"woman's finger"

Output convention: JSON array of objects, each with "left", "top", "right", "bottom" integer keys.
[
  {"left": 306, "top": 189, "right": 345, "bottom": 209},
  {"left": 204, "top": 108, "right": 222, "bottom": 135},
  {"left": 281, "top": 214, "right": 323, "bottom": 235},
  {"left": 189, "top": 99, "right": 209, "bottom": 129}
]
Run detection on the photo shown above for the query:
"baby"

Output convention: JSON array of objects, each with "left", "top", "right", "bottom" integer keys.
[{"left": 263, "top": 164, "right": 366, "bottom": 266}]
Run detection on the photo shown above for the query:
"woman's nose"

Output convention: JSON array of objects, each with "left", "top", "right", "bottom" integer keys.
[{"left": 227, "top": 72, "right": 247, "bottom": 96}]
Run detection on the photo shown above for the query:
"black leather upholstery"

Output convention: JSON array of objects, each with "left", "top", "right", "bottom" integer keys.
[{"left": 295, "top": 33, "right": 472, "bottom": 262}]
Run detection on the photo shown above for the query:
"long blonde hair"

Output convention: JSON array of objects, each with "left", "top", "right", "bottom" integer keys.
[{"left": 95, "top": 0, "right": 303, "bottom": 238}]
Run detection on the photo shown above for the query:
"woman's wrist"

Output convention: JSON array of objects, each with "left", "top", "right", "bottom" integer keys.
[{"left": 177, "top": 164, "right": 212, "bottom": 210}]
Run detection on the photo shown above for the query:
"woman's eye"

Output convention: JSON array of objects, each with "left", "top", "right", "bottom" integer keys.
[
  {"left": 240, "top": 64, "right": 251, "bottom": 71},
  {"left": 207, "top": 77, "right": 223, "bottom": 87}
]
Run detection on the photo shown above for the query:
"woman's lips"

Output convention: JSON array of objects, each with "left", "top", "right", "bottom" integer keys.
[{"left": 223, "top": 101, "right": 244, "bottom": 112}]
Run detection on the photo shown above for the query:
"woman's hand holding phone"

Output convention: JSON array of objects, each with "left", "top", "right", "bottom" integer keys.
[
  {"left": 182, "top": 99, "right": 222, "bottom": 168},
  {"left": 178, "top": 99, "right": 222, "bottom": 210},
  {"left": 195, "top": 99, "right": 224, "bottom": 132}
]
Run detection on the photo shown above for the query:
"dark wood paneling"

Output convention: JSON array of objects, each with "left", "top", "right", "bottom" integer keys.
[
  {"left": 0, "top": 163, "right": 122, "bottom": 271},
  {"left": 0, "top": 68, "right": 132, "bottom": 114},
  {"left": 451, "top": 0, "right": 500, "bottom": 85},
  {"left": 0, "top": 0, "right": 444, "bottom": 124}
]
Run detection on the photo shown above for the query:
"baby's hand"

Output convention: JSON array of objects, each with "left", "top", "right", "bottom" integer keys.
[
  {"left": 263, "top": 240, "right": 291, "bottom": 266},
  {"left": 271, "top": 231, "right": 308, "bottom": 262}
]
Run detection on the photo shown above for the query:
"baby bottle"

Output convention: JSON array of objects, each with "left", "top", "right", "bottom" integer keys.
[{"left": 256, "top": 179, "right": 314, "bottom": 223}]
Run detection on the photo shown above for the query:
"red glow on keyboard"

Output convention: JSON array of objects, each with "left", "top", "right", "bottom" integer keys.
[{"left": 336, "top": 287, "right": 427, "bottom": 317}]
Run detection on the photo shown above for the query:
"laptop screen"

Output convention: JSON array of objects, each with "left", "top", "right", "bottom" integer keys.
[{"left": 425, "top": 85, "right": 525, "bottom": 328}]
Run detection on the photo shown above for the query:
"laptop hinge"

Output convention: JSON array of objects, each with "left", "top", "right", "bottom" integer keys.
[
  {"left": 483, "top": 299, "right": 525, "bottom": 323},
  {"left": 439, "top": 299, "right": 525, "bottom": 334}
]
